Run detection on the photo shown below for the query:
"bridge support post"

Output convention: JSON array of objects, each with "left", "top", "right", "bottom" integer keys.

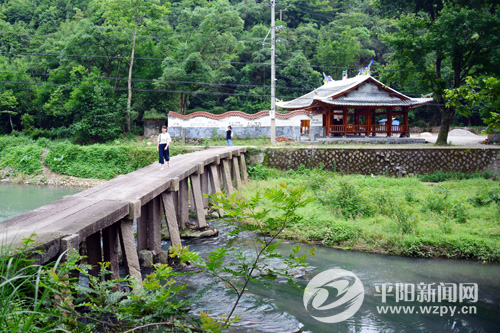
[
  {"left": 102, "top": 224, "right": 120, "bottom": 283},
  {"left": 201, "top": 166, "right": 210, "bottom": 208},
  {"left": 178, "top": 178, "right": 189, "bottom": 229},
  {"left": 161, "top": 192, "right": 181, "bottom": 247},
  {"left": 147, "top": 196, "right": 162, "bottom": 255},
  {"left": 208, "top": 163, "right": 223, "bottom": 215},
  {"left": 137, "top": 204, "right": 148, "bottom": 251},
  {"left": 239, "top": 154, "right": 248, "bottom": 182},
  {"left": 189, "top": 174, "right": 207, "bottom": 228},
  {"left": 86, "top": 231, "right": 101, "bottom": 277},
  {"left": 60, "top": 234, "right": 81, "bottom": 261},
  {"left": 222, "top": 159, "right": 234, "bottom": 193},
  {"left": 232, "top": 157, "right": 242, "bottom": 189},
  {"left": 118, "top": 218, "right": 142, "bottom": 285}
]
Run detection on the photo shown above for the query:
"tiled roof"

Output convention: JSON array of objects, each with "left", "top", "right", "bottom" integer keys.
[
  {"left": 323, "top": 97, "right": 434, "bottom": 107},
  {"left": 168, "top": 109, "right": 322, "bottom": 120},
  {"left": 276, "top": 74, "right": 432, "bottom": 109}
]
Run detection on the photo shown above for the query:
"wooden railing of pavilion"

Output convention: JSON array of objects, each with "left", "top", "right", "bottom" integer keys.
[{"left": 328, "top": 124, "right": 407, "bottom": 136}]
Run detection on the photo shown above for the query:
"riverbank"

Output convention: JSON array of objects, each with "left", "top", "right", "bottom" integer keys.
[
  {"left": 236, "top": 166, "right": 500, "bottom": 262},
  {"left": 0, "top": 135, "right": 196, "bottom": 186}
]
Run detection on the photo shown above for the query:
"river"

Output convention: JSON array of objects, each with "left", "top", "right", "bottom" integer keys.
[
  {"left": 0, "top": 183, "right": 82, "bottom": 222},
  {"left": 1, "top": 184, "right": 499, "bottom": 332}
]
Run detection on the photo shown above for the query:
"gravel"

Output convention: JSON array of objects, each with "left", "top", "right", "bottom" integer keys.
[{"left": 448, "top": 129, "right": 478, "bottom": 137}]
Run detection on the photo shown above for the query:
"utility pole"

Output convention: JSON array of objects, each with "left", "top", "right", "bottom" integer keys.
[{"left": 270, "top": 0, "right": 276, "bottom": 145}]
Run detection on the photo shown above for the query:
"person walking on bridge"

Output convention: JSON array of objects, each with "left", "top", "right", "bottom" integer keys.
[
  {"left": 157, "top": 125, "right": 171, "bottom": 170},
  {"left": 226, "top": 126, "right": 232, "bottom": 147}
]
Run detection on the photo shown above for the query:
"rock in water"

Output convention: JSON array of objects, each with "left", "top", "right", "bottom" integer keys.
[
  {"left": 180, "top": 227, "right": 219, "bottom": 239},
  {"left": 155, "top": 250, "right": 170, "bottom": 265},
  {"left": 139, "top": 250, "right": 154, "bottom": 269}
]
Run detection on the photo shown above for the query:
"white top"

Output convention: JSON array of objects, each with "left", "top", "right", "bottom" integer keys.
[{"left": 158, "top": 132, "right": 172, "bottom": 145}]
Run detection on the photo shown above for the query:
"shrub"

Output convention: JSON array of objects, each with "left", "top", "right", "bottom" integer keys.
[
  {"left": 423, "top": 188, "right": 449, "bottom": 213},
  {"left": 451, "top": 198, "right": 470, "bottom": 224},
  {"left": 437, "top": 211, "right": 453, "bottom": 234},
  {"left": 392, "top": 203, "right": 417, "bottom": 234},
  {"left": 324, "top": 180, "right": 374, "bottom": 219},
  {"left": 404, "top": 188, "right": 419, "bottom": 205},
  {"left": 374, "top": 191, "right": 394, "bottom": 216},
  {"left": 470, "top": 188, "right": 500, "bottom": 206},
  {"left": 417, "top": 170, "right": 493, "bottom": 182},
  {"left": 247, "top": 164, "right": 281, "bottom": 180},
  {"left": 323, "top": 222, "right": 360, "bottom": 246}
]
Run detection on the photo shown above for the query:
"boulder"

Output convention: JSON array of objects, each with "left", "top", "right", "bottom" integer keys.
[
  {"left": 180, "top": 227, "right": 219, "bottom": 239},
  {"left": 138, "top": 250, "right": 154, "bottom": 269}
]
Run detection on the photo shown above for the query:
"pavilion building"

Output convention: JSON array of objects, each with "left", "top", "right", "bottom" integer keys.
[{"left": 276, "top": 74, "right": 433, "bottom": 137}]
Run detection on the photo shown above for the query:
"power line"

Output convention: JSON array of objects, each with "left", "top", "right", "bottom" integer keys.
[
  {"left": 0, "top": 70, "right": 311, "bottom": 92},
  {"left": 0, "top": 51, "right": 442, "bottom": 73},
  {"left": 0, "top": 80, "right": 434, "bottom": 100}
]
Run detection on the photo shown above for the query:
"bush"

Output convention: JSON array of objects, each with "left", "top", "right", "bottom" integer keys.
[
  {"left": 392, "top": 203, "right": 417, "bottom": 234},
  {"left": 320, "top": 180, "right": 374, "bottom": 219},
  {"left": 0, "top": 135, "right": 34, "bottom": 153},
  {"left": 374, "top": 191, "right": 394, "bottom": 216},
  {"left": 247, "top": 164, "right": 281, "bottom": 180},
  {"left": 404, "top": 188, "right": 419, "bottom": 204},
  {"left": 451, "top": 198, "right": 470, "bottom": 224},
  {"left": 437, "top": 211, "right": 453, "bottom": 234},
  {"left": 417, "top": 170, "right": 493, "bottom": 182},
  {"left": 423, "top": 188, "right": 449, "bottom": 213},
  {"left": 323, "top": 222, "right": 360, "bottom": 246},
  {"left": 0, "top": 144, "right": 44, "bottom": 175},
  {"left": 470, "top": 188, "right": 500, "bottom": 206}
]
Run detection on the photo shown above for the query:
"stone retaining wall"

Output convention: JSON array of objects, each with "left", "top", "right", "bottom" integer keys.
[{"left": 250, "top": 147, "right": 500, "bottom": 176}]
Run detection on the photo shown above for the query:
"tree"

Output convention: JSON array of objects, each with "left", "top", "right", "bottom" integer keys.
[
  {"left": 102, "top": 0, "right": 170, "bottom": 133},
  {"left": 380, "top": 0, "right": 500, "bottom": 145},
  {"left": 0, "top": 90, "right": 18, "bottom": 132},
  {"left": 156, "top": 52, "right": 214, "bottom": 114},
  {"left": 445, "top": 76, "right": 500, "bottom": 135}
]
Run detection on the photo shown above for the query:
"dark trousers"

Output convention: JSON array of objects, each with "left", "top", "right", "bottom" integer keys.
[{"left": 159, "top": 144, "right": 170, "bottom": 164}]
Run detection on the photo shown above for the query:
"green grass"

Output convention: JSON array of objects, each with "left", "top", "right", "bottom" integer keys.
[
  {"left": 0, "top": 140, "right": 44, "bottom": 176},
  {"left": 0, "top": 135, "right": 190, "bottom": 180},
  {"left": 238, "top": 166, "right": 500, "bottom": 262}
]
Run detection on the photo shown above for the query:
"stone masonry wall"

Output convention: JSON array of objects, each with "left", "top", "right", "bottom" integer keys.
[{"left": 255, "top": 147, "right": 500, "bottom": 176}]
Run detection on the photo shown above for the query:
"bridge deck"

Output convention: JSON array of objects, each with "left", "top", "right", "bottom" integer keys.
[{"left": 0, "top": 146, "right": 247, "bottom": 262}]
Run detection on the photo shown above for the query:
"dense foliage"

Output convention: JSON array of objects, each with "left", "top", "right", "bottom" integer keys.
[{"left": 0, "top": 0, "right": 499, "bottom": 143}]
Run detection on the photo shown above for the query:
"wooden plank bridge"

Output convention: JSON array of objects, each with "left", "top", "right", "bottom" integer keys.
[{"left": 0, "top": 147, "right": 248, "bottom": 284}]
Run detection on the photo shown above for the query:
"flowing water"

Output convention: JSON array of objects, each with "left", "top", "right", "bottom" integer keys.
[
  {"left": 170, "top": 221, "right": 500, "bottom": 333},
  {"left": 1, "top": 184, "right": 499, "bottom": 332}
]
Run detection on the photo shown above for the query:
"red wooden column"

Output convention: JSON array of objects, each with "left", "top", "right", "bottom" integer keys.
[
  {"left": 343, "top": 108, "right": 348, "bottom": 137},
  {"left": 387, "top": 107, "right": 393, "bottom": 137},
  {"left": 365, "top": 109, "right": 371, "bottom": 137},
  {"left": 325, "top": 108, "right": 330, "bottom": 137},
  {"left": 355, "top": 109, "right": 359, "bottom": 134},
  {"left": 404, "top": 107, "right": 410, "bottom": 137}
]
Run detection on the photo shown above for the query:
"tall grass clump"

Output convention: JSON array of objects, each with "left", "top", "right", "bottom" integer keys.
[
  {"left": 423, "top": 188, "right": 449, "bottom": 213},
  {"left": 319, "top": 180, "right": 374, "bottom": 219},
  {"left": 392, "top": 203, "right": 417, "bottom": 234}
]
